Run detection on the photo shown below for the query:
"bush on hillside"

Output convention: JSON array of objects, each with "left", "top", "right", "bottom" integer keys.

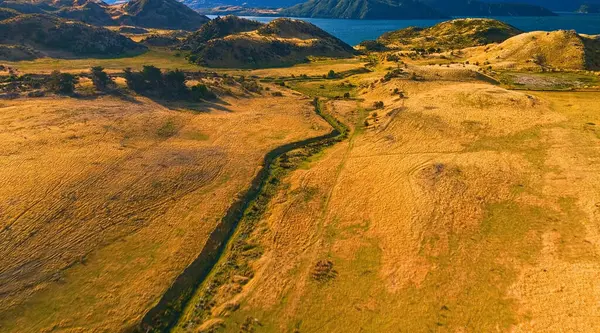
[
  {"left": 359, "top": 40, "right": 386, "bottom": 52},
  {"left": 123, "top": 66, "right": 216, "bottom": 101},
  {"left": 46, "top": 70, "right": 78, "bottom": 95},
  {"left": 90, "top": 66, "right": 113, "bottom": 91},
  {"left": 327, "top": 70, "right": 338, "bottom": 79},
  {"left": 190, "top": 83, "right": 217, "bottom": 101}
]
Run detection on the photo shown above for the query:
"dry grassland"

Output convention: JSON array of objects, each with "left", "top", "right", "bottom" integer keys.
[
  {"left": 190, "top": 71, "right": 600, "bottom": 332},
  {"left": 0, "top": 89, "right": 329, "bottom": 332}
]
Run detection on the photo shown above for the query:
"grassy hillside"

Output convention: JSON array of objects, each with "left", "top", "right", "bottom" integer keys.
[
  {"left": 54, "top": 0, "right": 116, "bottom": 26},
  {"left": 119, "top": 0, "right": 209, "bottom": 31},
  {"left": 180, "top": 15, "right": 263, "bottom": 51},
  {"left": 422, "top": 0, "right": 556, "bottom": 16},
  {"left": 281, "top": 0, "right": 447, "bottom": 19},
  {"left": 184, "top": 18, "right": 356, "bottom": 68},
  {"left": 0, "top": 14, "right": 146, "bottom": 59},
  {"left": 0, "top": 7, "right": 19, "bottom": 20},
  {"left": 379, "top": 18, "right": 522, "bottom": 50},
  {"left": 468, "top": 30, "right": 600, "bottom": 70}
]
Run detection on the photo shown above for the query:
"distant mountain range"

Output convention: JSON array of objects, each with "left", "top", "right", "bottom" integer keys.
[
  {"left": 186, "top": 0, "right": 559, "bottom": 19},
  {"left": 483, "top": 0, "right": 600, "bottom": 12},
  {"left": 0, "top": 0, "right": 210, "bottom": 30},
  {"left": 281, "top": 0, "right": 448, "bottom": 20},
  {"left": 177, "top": 0, "right": 600, "bottom": 13}
]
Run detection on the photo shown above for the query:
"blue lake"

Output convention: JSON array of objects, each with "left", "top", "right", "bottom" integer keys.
[{"left": 208, "top": 13, "right": 600, "bottom": 45}]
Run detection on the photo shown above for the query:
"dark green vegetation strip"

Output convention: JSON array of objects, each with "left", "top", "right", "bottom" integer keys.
[{"left": 139, "top": 99, "right": 348, "bottom": 332}]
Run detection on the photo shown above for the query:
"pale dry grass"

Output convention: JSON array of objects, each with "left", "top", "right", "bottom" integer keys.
[
  {"left": 0, "top": 91, "right": 329, "bottom": 332},
  {"left": 194, "top": 72, "right": 600, "bottom": 332},
  {"left": 466, "top": 30, "right": 591, "bottom": 71}
]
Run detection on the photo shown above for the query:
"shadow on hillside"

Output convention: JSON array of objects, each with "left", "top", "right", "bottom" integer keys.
[
  {"left": 71, "top": 90, "right": 144, "bottom": 104},
  {"left": 151, "top": 96, "right": 233, "bottom": 113}
]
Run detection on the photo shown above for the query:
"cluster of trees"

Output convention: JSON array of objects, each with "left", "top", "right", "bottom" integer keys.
[
  {"left": 359, "top": 40, "right": 386, "bottom": 52},
  {"left": 45, "top": 66, "right": 115, "bottom": 95},
  {"left": 123, "top": 65, "right": 216, "bottom": 101},
  {"left": 46, "top": 71, "right": 79, "bottom": 95},
  {"left": 44, "top": 66, "right": 216, "bottom": 102}
]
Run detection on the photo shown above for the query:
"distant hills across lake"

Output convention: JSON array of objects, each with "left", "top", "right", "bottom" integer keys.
[{"left": 207, "top": 13, "right": 600, "bottom": 45}]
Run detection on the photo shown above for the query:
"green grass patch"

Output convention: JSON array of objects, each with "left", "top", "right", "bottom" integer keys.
[
  {"left": 6, "top": 48, "right": 198, "bottom": 73},
  {"left": 156, "top": 120, "right": 179, "bottom": 138},
  {"left": 287, "top": 80, "right": 356, "bottom": 99}
]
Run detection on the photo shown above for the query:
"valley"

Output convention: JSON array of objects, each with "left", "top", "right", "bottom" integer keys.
[{"left": 0, "top": 5, "right": 600, "bottom": 333}]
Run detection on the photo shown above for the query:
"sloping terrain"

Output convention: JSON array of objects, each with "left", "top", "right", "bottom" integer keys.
[
  {"left": 379, "top": 18, "right": 522, "bottom": 50},
  {"left": 180, "top": 15, "right": 263, "bottom": 51},
  {"left": 467, "top": 30, "right": 600, "bottom": 70},
  {"left": 171, "top": 59, "right": 600, "bottom": 332},
  {"left": 422, "top": 0, "right": 555, "bottom": 16},
  {"left": 0, "top": 81, "right": 330, "bottom": 332},
  {"left": 0, "top": 13, "right": 145, "bottom": 58},
  {"left": 0, "top": 7, "right": 19, "bottom": 20},
  {"left": 184, "top": 18, "right": 357, "bottom": 68},
  {"left": 118, "top": 0, "right": 209, "bottom": 31},
  {"left": 54, "top": 0, "right": 116, "bottom": 26},
  {"left": 0, "top": 0, "right": 210, "bottom": 31},
  {"left": 281, "top": 0, "right": 447, "bottom": 19},
  {"left": 0, "top": 14, "right": 146, "bottom": 59}
]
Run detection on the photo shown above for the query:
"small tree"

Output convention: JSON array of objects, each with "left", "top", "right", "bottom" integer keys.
[
  {"left": 47, "top": 70, "right": 78, "bottom": 95},
  {"left": 162, "top": 69, "right": 188, "bottom": 99},
  {"left": 327, "top": 70, "right": 337, "bottom": 79},
  {"left": 90, "top": 66, "right": 113, "bottom": 91},
  {"left": 343, "top": 92, "right": 350, "bottom": 99},
  {"left": 142, "top": 65, "right": 163, "bottom": 91},
  {"left": 373, "top": 101, "right": 384, "bottom": 109},
  {"left": 191, "top": 83, "right": 216, "bottom": 101},
  {"left": 123, "top": 67, "right": 146, "bottom": 92},
  {"left": 359, "top": 40, "right": 385, "bottom": 52}
]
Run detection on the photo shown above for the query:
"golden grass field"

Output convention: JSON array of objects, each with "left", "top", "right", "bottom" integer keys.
[
  {"left": 1, "top": 37, "right": 600, "bottom": 332},
  {"left": 172, "top": 58, "right": 600, "bottom": 332},
  {"left": 0, "top": 82, "right": 330, "bottom": 332}
]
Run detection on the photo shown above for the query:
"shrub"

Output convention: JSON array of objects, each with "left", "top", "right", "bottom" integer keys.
[
  {"left": 242, "top": 80, "right": 262, "bottom": 93},
  {"left": 271, "top": 91, "right": 283, "bottom": 97},
  {"left": 343, "top": 92, "right": 350, "bottom": 99},
  {"left": 386, "top": 53, "right": 400, "bottom": 62},
  {"left": 123, "top": 67, "right": 146, "bottom": 92},
  {"left": 373, "top": 101, "right": 384, "bottom": 109},
  {"left": 142, "top": 65, "right": 163, "bottom": 91},
  {"left": 327, "top": 70, "right": 337, "bottom": 79},
  {"left": 359, "top": 40, "right": 385, "bottom": 52},
  {"left": 47, "top": 70, "right": 78, "bottom": 95},
  {"left": 383, "top": 69, "right": 404, "bottom": 82},
  {"left": 191, "top": 83, "right": 217, "bottom": 101},
  {"left": 162, "top": 69, "right": 189, "bottom": 99},
  {"left": 90, "top": 66, "right": 113, "bottom": 91}
]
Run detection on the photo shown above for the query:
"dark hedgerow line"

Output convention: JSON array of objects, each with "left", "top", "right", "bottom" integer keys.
[{"left": 138, "top": 98, "right": 348, "bottom": 332}]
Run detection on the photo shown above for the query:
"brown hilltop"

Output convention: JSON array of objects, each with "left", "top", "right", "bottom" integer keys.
[
  {"left": 467, "top": 29, "right": 600, "bottom": 71},
  {"left": 183, "top": 17, "right": 357, "bottom": 68},
  {"left": 0, "top": 13, "right": 146, "bottom": 60},
  {"left": 379, "top": 18, "right": 522, "bottom": 51}
]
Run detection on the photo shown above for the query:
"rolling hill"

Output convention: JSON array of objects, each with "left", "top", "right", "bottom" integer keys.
[
  {"left": 118, "top": 0, "right": 210, "bottom": 30},
  {"left": 182, "top": 17, "right": 356, "bottom": 68},
  {"left": 180, "top": 15, "right": 263, "bottom": 50},
  {"left": 379, "top": 18, "right": 522, "bottom": 50},
  {"left": 0, "top": 13, "right": 146, "bottom": 59},
  {"left": 467, "top": 29, "right": 600, "bottom": 70},
  {"left": 422, "top": 0, "right": 556, "bottom": 16},
  {"left": 0, "top": 0, "right": 210, "bottom": 31},
  {"left": 281, "top": 0, "right": 447, "bottom": 19}
]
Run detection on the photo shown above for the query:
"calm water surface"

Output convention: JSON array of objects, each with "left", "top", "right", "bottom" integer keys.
[{"left": 208, "top": 13, "right": 600, "bottom": 45}]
